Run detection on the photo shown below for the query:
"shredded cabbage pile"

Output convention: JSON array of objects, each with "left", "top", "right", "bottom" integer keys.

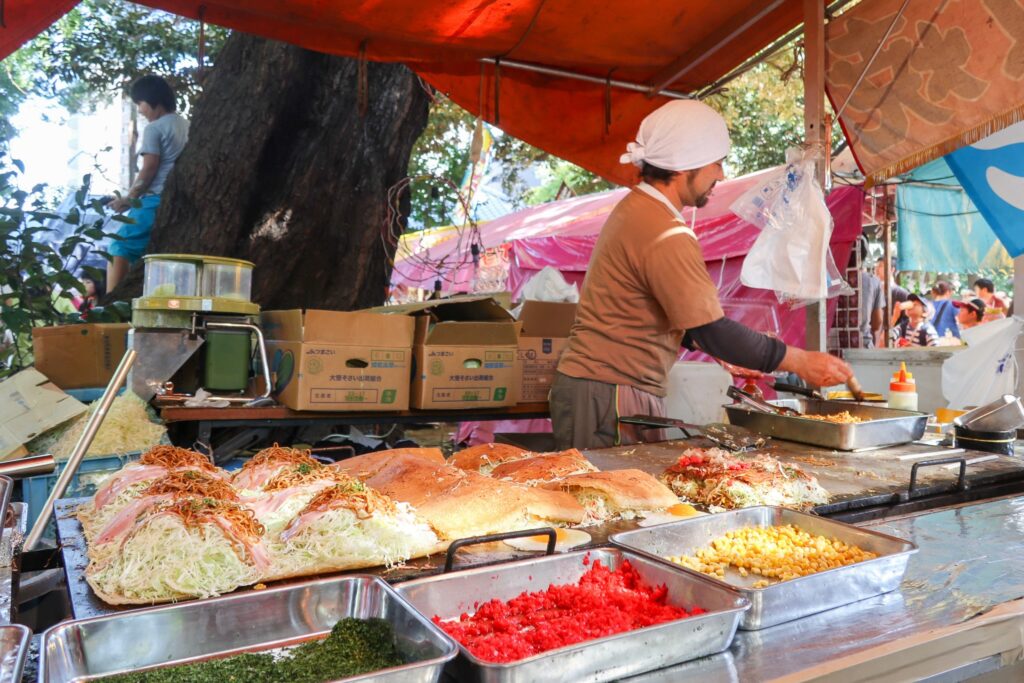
[
  {"left": 87, "top": 515, "right": 260, "bottom": 602},
  {"left": 268, "top": 503, "right": 438, "bottom": 578},
  {"left": 33, "top": 393, "right": 167, "bottom": 461}
]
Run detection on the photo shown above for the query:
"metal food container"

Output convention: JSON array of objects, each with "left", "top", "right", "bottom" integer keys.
[
  {"left": 0, "top": 624, "right": 30, "bottom": 683},
  {"left": 39, "top": 575, "right": 458, "bottom": 683},
  {"left": 611, "top": 506, "right": 917, "bottom": 630},
  {"left": 396, "top": 547, "right": 749, "bottom": 682},
  {"left": 724, "top": 398, "right": 928, "bottom": 450}
]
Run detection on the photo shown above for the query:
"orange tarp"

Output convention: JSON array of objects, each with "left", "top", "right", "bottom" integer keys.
[
  {"left": 826, "top": 0, "right": 1024, "bottom": 184},
  {"left": 0, "top": 1, "right": 810, "bottom": 183}
]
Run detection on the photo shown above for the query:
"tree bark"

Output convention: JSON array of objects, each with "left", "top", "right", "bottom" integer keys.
[{"left": 107, "top": 33, "right": 430, "bottom": 310}]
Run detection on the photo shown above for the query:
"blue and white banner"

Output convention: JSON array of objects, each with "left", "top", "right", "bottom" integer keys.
[
  {"left": 896, "top": 158, "right": 1011, "bottom": 273},
  {"left": 946, "top": 121, "right": 1024, "bottom": 259}
]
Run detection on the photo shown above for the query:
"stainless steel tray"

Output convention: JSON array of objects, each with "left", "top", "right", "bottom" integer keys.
[
  {"left": 611, "top": 506, "right": 917, "bottom": 630},
  {"left": 396, "top": 547, "right": 749, "bottom": 683},
  {"left": 0, "top": 624, "right": 29, "bottom": 683},
  {"left": 724, "top": 398, "right": 928, "bottom": 450},
  {"left": 39, "top": 575, "right": 458, "bottom": 682}
]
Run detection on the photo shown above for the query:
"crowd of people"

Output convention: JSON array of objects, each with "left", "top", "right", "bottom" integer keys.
[{"left": 859, "top": 252, "right": 1010, "bottom": 349}]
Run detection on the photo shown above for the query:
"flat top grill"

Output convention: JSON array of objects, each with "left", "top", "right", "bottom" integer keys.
[
  {"left": 55, "top": 437, "right": 1024, "bottom": 620},
  {"left": 583, "top": 438, "right": 1024, "bottom": 519}
]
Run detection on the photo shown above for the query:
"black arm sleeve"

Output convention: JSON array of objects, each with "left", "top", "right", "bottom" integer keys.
[{"left": 683, "top": 317, "right": 787, "bottom": 372}]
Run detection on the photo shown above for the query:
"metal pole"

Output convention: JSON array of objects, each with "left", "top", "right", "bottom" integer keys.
[
  {"left": 882, "top": 199, "right": 893, "bottom": 349},
  {"left": 25, "top": 349, "right": 136, "bottom": 550},
  {"left": 803, "top": 0, "right": 827, "bottom": 353},
  {"left": 476, "top": 58, "right": 692, "bottom": 100}
]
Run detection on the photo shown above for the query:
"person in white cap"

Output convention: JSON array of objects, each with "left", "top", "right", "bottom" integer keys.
[{"left": 550, "top": 99, "right": 853, "bottom": 450}]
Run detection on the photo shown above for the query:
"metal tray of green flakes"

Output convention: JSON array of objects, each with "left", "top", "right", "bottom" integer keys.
[{"left": 39, "top": 575, "right": 457, "bottom": 682}]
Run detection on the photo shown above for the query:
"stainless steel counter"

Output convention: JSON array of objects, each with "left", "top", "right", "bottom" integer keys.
[{"left": 625, "top": 495, "right": 1024, "bottom": 682}]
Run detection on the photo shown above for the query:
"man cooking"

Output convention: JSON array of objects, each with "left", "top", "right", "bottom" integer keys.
[{"left": 550, "top": 100, "right": 853, "bottom": 450}]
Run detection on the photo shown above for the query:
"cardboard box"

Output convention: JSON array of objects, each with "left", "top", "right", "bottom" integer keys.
[
  {"left": 32, "top": 323, "right": 131, "bottom": 389},
  {"left": 0, "top": 368, "right": 86, "bottom": 459},
  {"left": 261, "top": 309, "right": 414, "bottom": 412},
  {"left": 516, "top": 301, "right": 577, "bottom": 403},
  {"left": 381, "top": 297, "right": 519, "bottom": 410}
]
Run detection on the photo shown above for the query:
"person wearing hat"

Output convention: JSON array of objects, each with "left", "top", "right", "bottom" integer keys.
[
  {"left": 953, "top": 298, "right": 986, "bottom": 332},
  {"left": 549, "top": 100, "right": 853, "bottom": 450},
  {"left": 891, "top": 294, "right": 939, "bottom": 347}
]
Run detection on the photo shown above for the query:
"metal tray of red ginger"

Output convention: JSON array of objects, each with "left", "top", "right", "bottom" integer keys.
[{"left": 395, "top": 547, "right": 748, "bottom": 683}]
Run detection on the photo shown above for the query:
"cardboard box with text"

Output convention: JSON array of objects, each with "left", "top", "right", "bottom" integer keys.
[
  {"left": 261, "top": 309, "right": 414, "bottom": 411},
  {"left": 516, "top": 300, "right": 577, "bottom": 403},
  {"left": 380, "top": 297, "right": 519, "bottom": 410}
]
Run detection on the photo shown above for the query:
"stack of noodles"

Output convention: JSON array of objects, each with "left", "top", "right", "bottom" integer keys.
[{"left": 80, "top": 441, "right": 681, "bottom": 606}]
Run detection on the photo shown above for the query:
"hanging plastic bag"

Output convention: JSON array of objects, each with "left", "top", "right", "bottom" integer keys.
[
  {"left": 941, "top": 316, "right": 1024, "bottom": 409},
  {"left": 732, "top": 148, "right": 852, "bottom": 305}
]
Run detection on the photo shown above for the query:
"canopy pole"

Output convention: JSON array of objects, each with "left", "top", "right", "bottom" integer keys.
[
  {"left": 883, "top": 193, "right": 893, "bottom": 348},
  {"left": 477, "top": 58, "right": 691, "bottom": 100},
  {"left": 803, "top": 0, "right": 827, "bottom": 353}
]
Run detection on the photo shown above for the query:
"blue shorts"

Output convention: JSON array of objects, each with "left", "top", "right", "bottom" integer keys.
[{"left": 108, "top": 194, "right": 160, "bottom": 262}]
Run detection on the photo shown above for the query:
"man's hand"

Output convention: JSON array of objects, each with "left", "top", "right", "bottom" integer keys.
[
  {"left": 777, "top": 346, "right": 853, "bottom": 388},
  {"left": 108, "top": 196, "right": 131, "bottom": 213}
]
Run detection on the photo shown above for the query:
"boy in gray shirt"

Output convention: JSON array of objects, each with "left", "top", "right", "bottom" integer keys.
[{"left": 107, "top": 75, "right": 189, "bottom": 290}]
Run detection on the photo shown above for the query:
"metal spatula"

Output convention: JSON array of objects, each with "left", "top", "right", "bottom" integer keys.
[{"left": 619, "top": 415, "right": 767, "bottom": 452}]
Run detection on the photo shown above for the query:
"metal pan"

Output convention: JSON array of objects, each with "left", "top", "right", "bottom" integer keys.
[
  {"left": 724, "top": 398, "right": 928, "bottom": 450},
  {"left": 39, "top": 575, "right": 458, "bottom": 683},
  {"left": 0, "top": 624, "right": 30, "bottom": 683},
  {"left": 396, "top": 546, "right": 749, "bottom": 683},
  {"left": 611, "top": 506, "right": 917, "bottom": 630}
]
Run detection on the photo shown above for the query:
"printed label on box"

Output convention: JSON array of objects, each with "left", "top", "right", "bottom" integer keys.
[
  {"left": 431, "top": 387, "right": 492, "bottom": 402},
  {"left": 372, "top": 350, "right": 406, "bottom": 363},
  {"left": 309, "top": 388, "right": 380, "bottom": 403}
]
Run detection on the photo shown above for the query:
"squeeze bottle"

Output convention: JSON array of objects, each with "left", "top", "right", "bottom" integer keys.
[{"left": 888, "top": 362, "right": 918, "bottom": 411}]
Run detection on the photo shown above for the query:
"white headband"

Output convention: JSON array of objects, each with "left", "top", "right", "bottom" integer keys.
[{"left": 620, "top": 99, "right": 731, "bottom": 172}]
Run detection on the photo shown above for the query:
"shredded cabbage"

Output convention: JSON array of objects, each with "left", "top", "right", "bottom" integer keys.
[
  {"left": 77, "top": 481, "right": 151, "bottom": 541},
  {"left": 267, "top": 503, "right": 438, "bottom": 577},
  {"left": 252, "top": 490, "right": 325, "bottom": 536},
  {"left": 87, "top": 515, "right": 260, "bottom": 602},
  {"left": 34, "top": 393, "right": 167, "bottom": 461}
]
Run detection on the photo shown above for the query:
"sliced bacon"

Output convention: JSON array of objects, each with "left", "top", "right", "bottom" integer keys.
[
  {"left": 244, "top": 480, "right": 338, "bottom": 518},
  {"left": 212, "top": 515, "right": 271, "bottom": 572},
  {"left": 280, "top": 510, "right": 328, "bottom": 541},
  {"left": 93, "top": 494, "right": 173, "bottom": 545},
  {"left": 93, "top": 465, "right": 169, "bottom": 510}
]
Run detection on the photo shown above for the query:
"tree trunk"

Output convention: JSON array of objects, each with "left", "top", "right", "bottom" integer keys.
[{"left": 107, "top": 33, "right": 430, "bottom": 310}]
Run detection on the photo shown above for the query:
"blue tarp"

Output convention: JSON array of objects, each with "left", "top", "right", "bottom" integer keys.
[
  {"left": 896, "top": 157, "right": 1012, "bottom": 273},
  {"left": 946, "top": 121, "right": 1024, "bottom": 260}
]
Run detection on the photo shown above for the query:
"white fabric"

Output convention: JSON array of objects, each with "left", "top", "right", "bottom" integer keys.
[
  {"left": 634, "top": 184, "right": 700, "bottom": 240},
  {"left": 942, "top": 316, "right": 1023, "bottom": 410},
  {"left": 620, "top": 100, "right": 731, "bottom": 172}
]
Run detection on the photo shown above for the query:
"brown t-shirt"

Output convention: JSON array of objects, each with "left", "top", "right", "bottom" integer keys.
[{"left": 558, "top": 188, "right": 724, "bottom": 397}]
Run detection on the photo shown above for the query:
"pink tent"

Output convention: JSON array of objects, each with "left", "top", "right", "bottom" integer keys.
[
  {"left": 392, "top": 168, "right": 865, "bottom": 349},
  {"left": 393, "top": 170, "right": 866, "bottom": 448}
]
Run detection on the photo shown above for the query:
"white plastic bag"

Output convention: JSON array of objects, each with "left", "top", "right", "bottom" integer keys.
[
  {"left": 941, "top": 316, "right": 1024, "bottom": 409},
  {"left": 519, "top": 266, "right": 579, "bottom": 303},
  {"left": 732, "top": 149, "right": 852, "bottom": 304}
]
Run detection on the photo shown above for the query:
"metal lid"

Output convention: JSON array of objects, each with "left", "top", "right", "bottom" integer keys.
[{"left": 143, "top": 254, "right": 255, "bottom": 269}]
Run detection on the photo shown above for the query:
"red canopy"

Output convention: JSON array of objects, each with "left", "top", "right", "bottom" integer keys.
[{"left": 1, "top": 0, "right": 811, "bottom": 184}]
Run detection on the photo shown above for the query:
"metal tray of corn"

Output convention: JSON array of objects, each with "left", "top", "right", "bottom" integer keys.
[{"left": 610, "top": 506, "right": 917, "bottom": 630}]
